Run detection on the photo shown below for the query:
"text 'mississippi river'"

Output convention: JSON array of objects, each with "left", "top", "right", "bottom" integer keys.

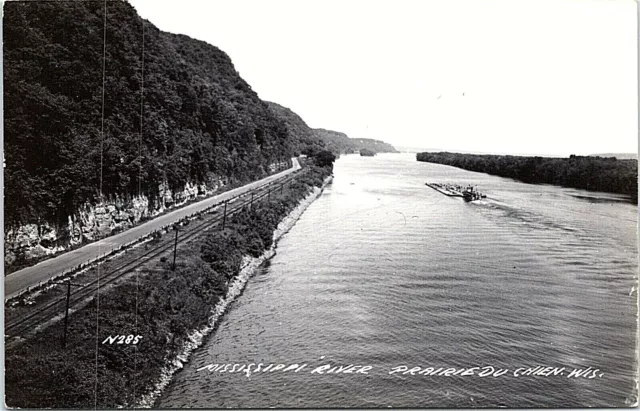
[{"left": 159, "top": 153, "right": 637, "bottom": 408}]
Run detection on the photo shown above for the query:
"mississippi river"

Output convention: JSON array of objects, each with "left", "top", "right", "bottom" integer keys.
[{"left": 159, "top": 153, "right": 637, "bottom": 408}]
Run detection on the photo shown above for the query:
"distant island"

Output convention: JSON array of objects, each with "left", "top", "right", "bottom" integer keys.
[
  {"left": 417, "top": 152, "right": 638, "bottom": 202},
  {"left": 360, "top": 148, "right": 376, "bottom": 157}
]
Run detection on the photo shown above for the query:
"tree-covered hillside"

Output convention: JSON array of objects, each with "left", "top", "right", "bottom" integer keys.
[
  {"left": 4, "top": 0, "right": 302, "bottom": 230},
  {"left": 352, "top": 138, "right": 398, "bottom": 154},
  {"left": 417, "top": 152, "right": 638, "bottom": 201},
  {"left": 266, "top": 104, "right": 398, "bottom": 156},
  {"left": 313, "top": 129, "right": 397, "bottom": 155},
  {"left": 266, "top": 102, "right": 326, "bottom": 155},
  {"left": 312, "top": 129, "right": 356, "bottom": 154}
]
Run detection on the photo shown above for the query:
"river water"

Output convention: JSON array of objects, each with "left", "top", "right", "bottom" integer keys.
[{"left": 159, "top": 153, "right": 637, "bottom": 408}]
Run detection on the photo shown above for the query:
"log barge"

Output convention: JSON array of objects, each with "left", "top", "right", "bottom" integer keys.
[{"left": 425, "top": 182, "right": 486, "bottom": 202}]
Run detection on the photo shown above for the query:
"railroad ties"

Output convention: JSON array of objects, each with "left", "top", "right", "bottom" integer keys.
[{"left": 5, "top": 169, "right": 306, "bottom": 343}]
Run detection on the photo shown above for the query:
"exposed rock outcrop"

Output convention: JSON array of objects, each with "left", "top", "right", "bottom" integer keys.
[{"left": 5, "top": 176, "right": 226, "bottom": 268}]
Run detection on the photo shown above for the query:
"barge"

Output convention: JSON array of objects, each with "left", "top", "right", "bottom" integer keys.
[{"left": 425, "top": 182, "right": 486, "bottom": 202}]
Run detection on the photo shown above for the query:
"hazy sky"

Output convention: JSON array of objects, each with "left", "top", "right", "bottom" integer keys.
[{"left": 129, "top": 0, "right": 637, "bottom": 156}]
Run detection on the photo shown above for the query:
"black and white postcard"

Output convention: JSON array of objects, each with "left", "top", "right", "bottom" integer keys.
[{"left": 3, "top": 0, "right": 638, "bottom": 408}]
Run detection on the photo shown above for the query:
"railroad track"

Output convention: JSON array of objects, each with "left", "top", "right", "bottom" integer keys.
[{"left": 5, "top": 169, "right": 307, "bottom": 339}]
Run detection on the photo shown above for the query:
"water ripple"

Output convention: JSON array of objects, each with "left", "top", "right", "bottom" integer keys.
[{"left": 159, "top": 154, "right": 637, "bottom": 408}]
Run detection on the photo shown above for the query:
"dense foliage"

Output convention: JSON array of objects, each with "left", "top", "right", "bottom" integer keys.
[
  {"left": 417, "top": 152, "right": 638, "bottom": 201},
  {"left": 266, "top": 103, "right": 397, "bottom": 156},
  {"left": 4, "top": 0, "right": 306, "bottom": 229},
  {"left": 266, "top": 102, "right": 326, "bottom": 155},
  {"left": 352, "top": 138, "right": 397, "bottom": 153},
  {"left": 313, "top": 128, "right": 397, "bottom": 155},
  {"left": 314, "top": 150, "right": 337, "bottom": 167},
  {"left": 5, "top": 165, "right": 332, "bottom": 409}
]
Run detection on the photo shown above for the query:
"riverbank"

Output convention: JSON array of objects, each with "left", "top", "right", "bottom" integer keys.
[
  {"left": 139, "top": 174, "right": 332, "bottom": 408},
  {"left": 155, "top": 153, "right": 637, "bottom": 409},
  {"left": 416, "top": 152, "right": 638, "bottom": 202},
  {"left": 4, "top": 165, "right": 332, "bottom": 409}
]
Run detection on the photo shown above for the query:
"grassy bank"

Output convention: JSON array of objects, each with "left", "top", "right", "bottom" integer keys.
[{"left": 5, "top": 164, "right": 332, "bottom": 409}]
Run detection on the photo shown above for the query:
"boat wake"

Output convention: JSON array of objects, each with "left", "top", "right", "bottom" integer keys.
[{"left": 475, "top": 199, "right": 582, "bottom": 235}]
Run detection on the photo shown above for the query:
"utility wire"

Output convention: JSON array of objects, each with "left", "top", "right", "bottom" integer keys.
[
  {"left": 95, "top": 1, "right": 107, "bottom": 408},
  {"left": 133, "top": 17, "right": 145, "bottom": 408}
]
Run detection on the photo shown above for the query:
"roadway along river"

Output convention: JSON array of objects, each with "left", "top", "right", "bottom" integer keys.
[
  {"left": 159, "top": 153, "right": 637, "bottom": 408},
  {"left": 4, "top": 159, "right": 299, "bottom": 300}
]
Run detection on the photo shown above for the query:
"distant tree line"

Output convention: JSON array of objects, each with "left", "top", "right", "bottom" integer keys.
[
  {"left": 352, "top": 138, "right": 397, "bottom": 154},
  {"left": 313, "top": 129, "right": 397, "bottom": 155},
  {"left": 265, "top": 104, "right": 398, "bottom": 157},
  {"left": 416, "top": 152, "right": 638, "bottom": 202}
]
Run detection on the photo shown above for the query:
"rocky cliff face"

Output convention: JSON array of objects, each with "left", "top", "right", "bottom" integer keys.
[{"left": 4, "top": 176, "right": 226, "bottom": 268}]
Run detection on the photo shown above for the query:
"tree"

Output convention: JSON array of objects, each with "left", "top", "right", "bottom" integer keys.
[
  {"left": 314, "top": 150, "right": 336, "bottom": 168},
  {"left": 3, "top": 0, "right": 315, "bottom": 232}
]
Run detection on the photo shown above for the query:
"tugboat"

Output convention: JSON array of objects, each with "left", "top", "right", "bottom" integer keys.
[
  {"left": 462, "top": 185, "right": 485, "bottom": 202},
  {"left": 425, "top": 182, "right": 486, "bottom": 202}
]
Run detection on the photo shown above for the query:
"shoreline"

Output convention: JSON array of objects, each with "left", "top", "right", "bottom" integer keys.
[
  {"left": 4, "top": 165, "right": 333, "bottom": 409},
  {"left": 416, "top": 152, "right": 638, "bottom": 203},
  {"left": 138, "top": 176, "right": 333, "bottom": 408}
]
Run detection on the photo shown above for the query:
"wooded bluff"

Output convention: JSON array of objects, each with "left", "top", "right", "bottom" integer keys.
[
  {"left": 267, "top": 103, "right": 398, "bottom": 155},
  {"left": 3, "top": 0, "right": 396, "bottom": 259},
  {"left": 416, "top": 152, "right": 638, "bottom": 202}
]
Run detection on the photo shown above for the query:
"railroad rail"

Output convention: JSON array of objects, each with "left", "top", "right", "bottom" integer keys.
[{"left": 5, "top": 168, "right": 308, "bottom": 340}]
